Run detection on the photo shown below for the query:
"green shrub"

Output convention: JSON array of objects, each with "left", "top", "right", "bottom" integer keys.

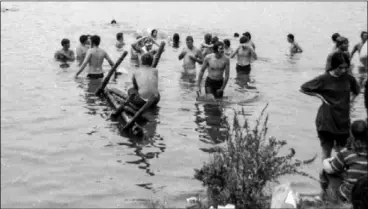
[{"left": 194, "top": 104, "right": 317, "bottom": 209}]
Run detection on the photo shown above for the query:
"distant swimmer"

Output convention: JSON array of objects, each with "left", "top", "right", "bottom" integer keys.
[
  {"left": 75, "top": 35, "right": 115, "bottom": 79},
  {"left": 76, "top": 35, "right": 90, "bottom": 66},
  {"left": 111, "top": 19, "right": 117, "bottom": 25},
  {"left": 115, "top": 32, "right": 125, "bottom": 49},
  {"left": 126, "top": 53, "right": 160, "bottom": 108},
  {"left": 350, "top": 31, "right": 367, "bottom": 60},
  {"left": 223, "top": 39, "right": 233, "bottom": 58},
  {"left": 287, "top": 34, "right": 303, "bottom": 56},
  {"left": 197, "top": 41, "right": 230, "bottom": 99},
  {"left": 325, "top": 36, "right": 350, "bottom": 71},
  {"left": 201, "top": 33, "right": 213, "bottom": 57},
  {"left": 243, "top": 32, "right": 256, "bottom": 50},
  {"left": 231, "top": 36, "right": 257, "bottom": 88},
  {"left": 54, "top": 38, "right": 75, "bottom": 63},
  {"left": 178, "top": 35, "right": 203, "bottom": 75},
  {"left": 331, "top": 32, "right": 340, "bottom": 51}
]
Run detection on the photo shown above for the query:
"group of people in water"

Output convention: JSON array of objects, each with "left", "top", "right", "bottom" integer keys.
[{"left": 54, "top": 27, "right": 368, "bottom": 208}]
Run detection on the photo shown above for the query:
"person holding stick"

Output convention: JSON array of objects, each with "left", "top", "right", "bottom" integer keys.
[
  {"left": 300, "top": 51, "right": 360, "bottom": 161},
  {"left": 75, "top": 35, "right": 115, "bottom": 79}
]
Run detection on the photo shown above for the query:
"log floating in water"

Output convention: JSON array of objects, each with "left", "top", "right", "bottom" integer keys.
[
  {"left": 104, "top": 89, "right": 143, "bottom": 136},
  {"left": 152, "top": 41, "right": 166, "bottom": 68}
]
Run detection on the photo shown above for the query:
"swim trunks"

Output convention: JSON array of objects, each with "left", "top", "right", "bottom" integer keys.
[
  {"left": 87, "top": 73, "right": 104, "bottom": 79},
  {"left": 127, "top": 87, "right": 160, "bottom": 109},
  {"left": 205, "top": 77, "right": 224, "bottom": 98},
  {"left": 236, "top": 64, "right": 251, "bottom": 75}
]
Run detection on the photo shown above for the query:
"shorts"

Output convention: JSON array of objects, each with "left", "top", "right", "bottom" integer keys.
[
  {"left": 87, "top": 73, "right": 104, "bottom": 79},
  {"left": 205, "top": 77, "right": 224, "bottom": 98},
  {"left": 317, "top": 131, "right": 349, "bottom": 152},
  {"left": 236, "top": 64, "right": 251, "bottom": 75},
  {"left": 127, "top": 87, "right": 160, "bottom": 109}
]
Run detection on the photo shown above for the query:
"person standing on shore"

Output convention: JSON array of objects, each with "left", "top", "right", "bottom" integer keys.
[{"left": 300, "top": 51, "right": 360, "bottom": 161}]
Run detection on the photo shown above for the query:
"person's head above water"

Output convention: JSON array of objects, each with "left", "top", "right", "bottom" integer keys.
[
  {"left": 213, "top": 41, "right": 224, "bottom": 55},
  {"left": 211, "top": 36, "right": 219, "bottom": 44},
  {"left": 91, "top": 35, "right": 101, "bottom": 47},
  {"left": 173, "top": 33, "right": 180, "bottom": 47},
  {"left": 223, "top": 39, "right": 230, "bottom": 48},
  {"left": 234, "top": 33, "right": 239, "bottom": 38},
  {"left": 141, "top": 53, "right": 154, "bottom": 66},
  {"left": 186, "top": 35, "right": 194, "bottom": 49},
  {"left": 361, "top": 31, "right": 368, "bottom": 42},
  {"left": 151, "top": 29, "right": 158, "bottom": 38},
  {"left": 331, "top": 33, "right": 340, "bottom": 43},
  {"left": 336, "top": 36, "right": 349, "bottom": 51},
  {"left": 244, "top": 32, "right": 252, "bottom": 40},
  {"left": 116, "top": 32, "right": 123, "bottom": 41},
  {"left": 111, "top": 19, "right": 117, "bottom": 24},
  {"left": 328, "top": 51, "right": 350, "bottom": 76},
  {"left": 204, "top": 33, "right": 212, "bottom": 44},
  {"left": 287, "top": 34, "right": 294, "bottom": 43},
  {"left": 239, "top": 36, "right": 249, "bottom": 44},
  {"left": 79, "top": 35, "right": 88, "bottom": 45},
  {"left": 61, "top": 38, "right": 70, "bottom": 49}
]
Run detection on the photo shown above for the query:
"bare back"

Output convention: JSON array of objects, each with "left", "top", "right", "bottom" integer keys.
[
  {"left": 206, "top": 54, "right": 229, "bottom": 80},
  {"left": 87, "top": 48, "right": 108, "bottom": 74},
  {"left": 134, "top": 66, "right": 159, "bottom": 100}
]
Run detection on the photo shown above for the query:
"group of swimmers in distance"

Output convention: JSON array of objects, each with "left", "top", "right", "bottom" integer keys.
[{"left": 54, "top": 25, "right": 368, "bottom": 207}]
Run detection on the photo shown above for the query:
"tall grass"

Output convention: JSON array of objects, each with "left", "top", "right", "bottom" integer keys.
[{"left": 194, "top": 104, "right": 317, "bottom": 209}]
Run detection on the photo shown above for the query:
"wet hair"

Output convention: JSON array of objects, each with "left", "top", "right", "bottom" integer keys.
[
  {"left": 91, "top": 35, "right": 101, "bottom": 46},
  {"left": 239, "top": 36, "right": 249, "bottom": 44},
  {"left": 79, "top": 35, "right": 88, "bottom": 44},
  {"left": 116, "top": 32, "right": 123, "bottom": 41},
  {"left": 329, "top": 51, "right": 350, "bottom": 71},
  {"left": 361, "top": 31, "right": 368, "bottom": 39},
  {"left": 151, "top": 29, "right": 157, "bottom": 37},
  {"left": 223, "top": 39, "right": 230, "bottom": 47},
  {"left": 336, "top": 36, "right": 349, "bottom": 47},
  {"left": 111, "top": 19, "right": 117, "bottom": 24},
  {"left": 244, "top": 32, "right": 252, "bottom": 40},
  {"left": 287, "top": 34, "right": 294, "bottom": 41},
  {"left": 351, "top": 176, "right": 368, "bottom": 209},
  {"left": 234, "top": 33, "right": 239, "bottom": 38},
  {"left": 331, "top": 33, "right": 340, "bottom": 42},
  {"left": 204, "top": 33, "right": 212, "bottom": 43},
  {"left": 213, "top": 41, "right": 224, "bottom": 53},
  {"left": 61, "top": 38, "right": 70, "bottom": 46},
  {"left": 141, "top": 53, "right": 154, "bottom": 66},
  {"left": 211, "top": 36, "right": 219, "bottom": 44},
  {"left": 186, "top": 35, "right": 193, "bottom": 42}
]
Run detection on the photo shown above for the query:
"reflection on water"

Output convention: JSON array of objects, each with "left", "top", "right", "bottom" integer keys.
[
  {"left": 179, "top": 71, "right": 197, "bottom": 93},
  {"left": 194, "top": 103, "right": 229, "bottom": 145}
]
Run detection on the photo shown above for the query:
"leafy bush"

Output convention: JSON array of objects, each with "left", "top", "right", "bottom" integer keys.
[{"left": 194, "top": 104, "right": 317, "bottom": 209}]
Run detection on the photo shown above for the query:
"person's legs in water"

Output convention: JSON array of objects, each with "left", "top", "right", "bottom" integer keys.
[
  {"left": 205, "top": 77, "right": 224, "bottom": 99},
  {"left": 318, "top": 131, "right": 335, "bottom": 161},
  {"left": 236, "top": 64, "right": 256, "bottom": 89}
]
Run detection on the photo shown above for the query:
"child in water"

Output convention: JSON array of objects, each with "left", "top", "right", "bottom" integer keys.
[
  {"left": 115, "top": 32, "right": 125, "bottom": 49},
  {"left": 287, "top": 34, "right": 303, "bottom": 56}
]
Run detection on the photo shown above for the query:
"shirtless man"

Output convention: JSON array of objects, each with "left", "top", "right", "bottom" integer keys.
[
  {"left": 131, "top": 36, "right": 157, "bottom": 65},
  {"left": 201, "top": 33, "right": 213, "bottom": 57},
  {"left": 75, "top": 35, "right": 115, "bottom": 79},
  {"left": 115, "top": 32, "right": 125, "bottom": 49},
  {"left": 54, "top": 38, "right": 75, "bottom": 62},
  {"left": 287, "top": 34, "right": 303, "bottom": 56},
  {"left": 197, "top": 41, "right": 230, "bottom": 99},
  {"left": 243, "top": 32, "right": 256, "bottom": 50},
  {"left": 350, "top": 31, "right": 367, "bottom": 60},
  {"left": 325, "top": 36, "right": 350, "bottom": 71},
  {"left": 76, "top": 35, "right": 90, "bottom": 66},
  {"left": 127, "top": 53, "right": 160, "bottom": 108},
  {"left": 231, "top": 36, "right": 257, "bottom": 87},
  {"left": 178, "top": 36, "right": 203, "bottom": 75}
]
